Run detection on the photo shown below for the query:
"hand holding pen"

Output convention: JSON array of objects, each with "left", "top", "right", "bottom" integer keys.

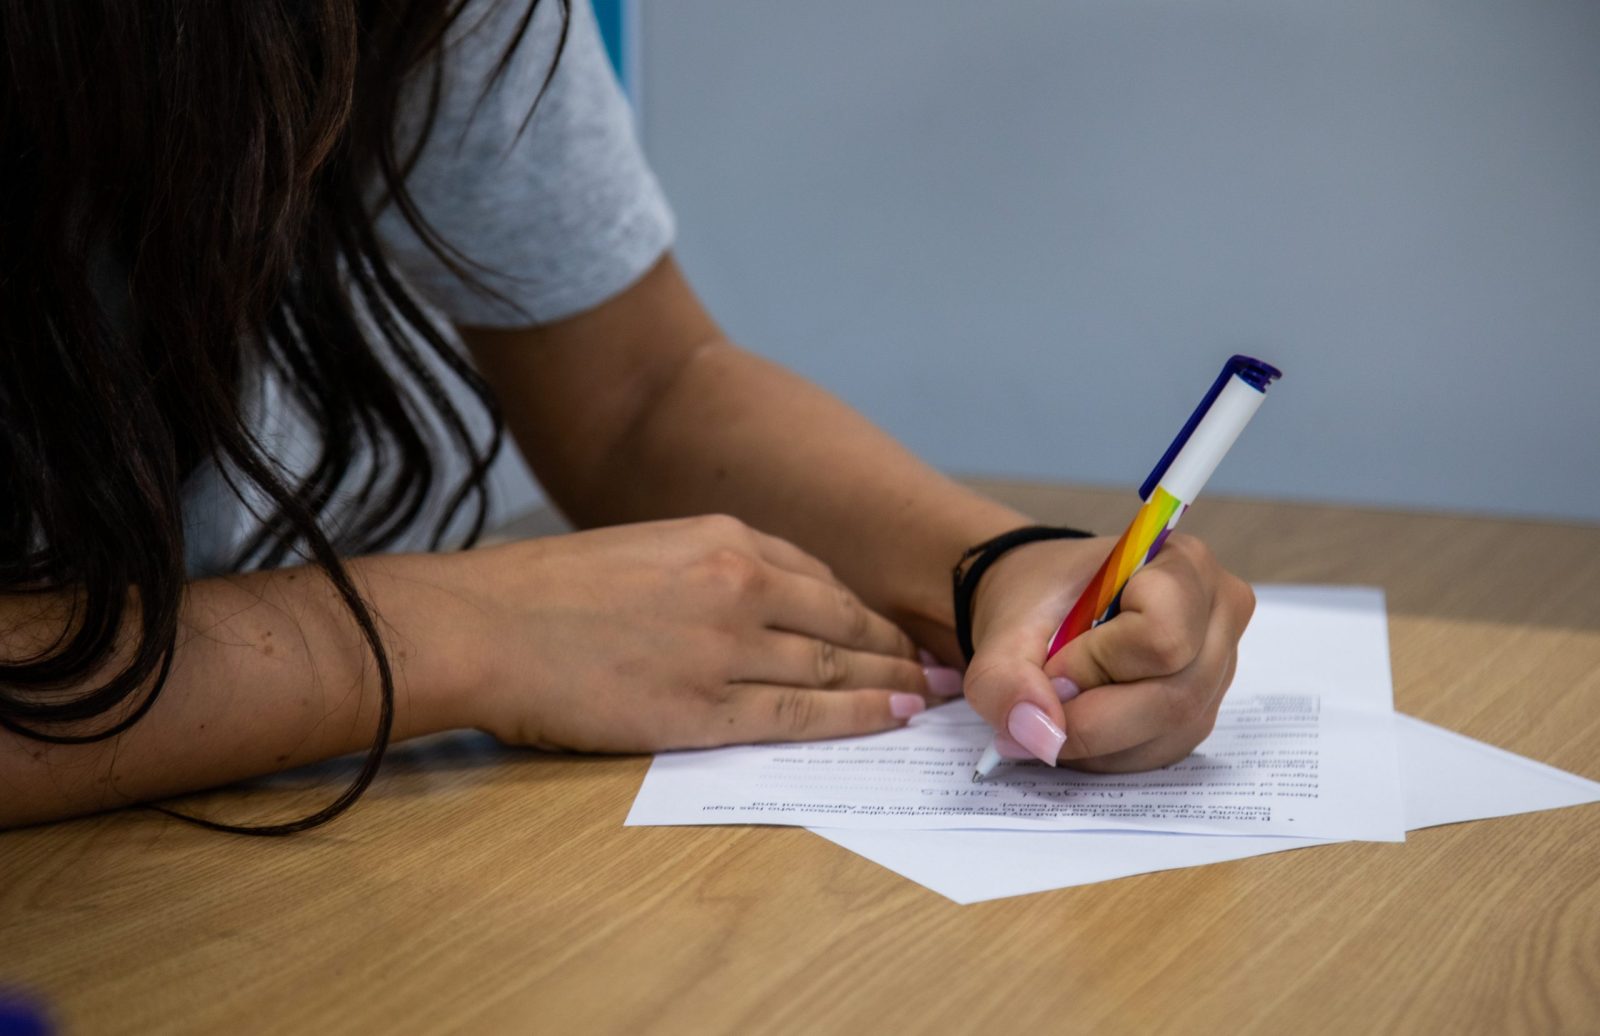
[{"left": 962, "top": 356, "right": 1280, "bottom": 780}]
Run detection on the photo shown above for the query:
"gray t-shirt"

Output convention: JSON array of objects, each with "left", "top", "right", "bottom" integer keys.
[
  {"left": 185, "top": 0, "right": 673, "bottom": 574},
  {"left": 378, "top": 0, "right": 674, "bottom": 325}
]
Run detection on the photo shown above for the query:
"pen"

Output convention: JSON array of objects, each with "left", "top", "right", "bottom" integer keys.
[{"left": 972, "top": 354, "right": 1283, "bottom": 781}]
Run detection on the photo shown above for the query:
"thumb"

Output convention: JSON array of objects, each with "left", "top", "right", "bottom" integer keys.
[{"left": 963, "top": 625, "right": 1074, "bottom": 766}]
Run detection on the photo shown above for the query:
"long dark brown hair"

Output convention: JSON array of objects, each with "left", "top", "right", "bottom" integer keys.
[{"left": 0, "top": 0, "right": 565, "bottom": 833}]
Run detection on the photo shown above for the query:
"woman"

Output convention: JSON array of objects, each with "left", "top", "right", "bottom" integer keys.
[{"left": 0, "top": 0, "right": 1254, "bottom": 832}]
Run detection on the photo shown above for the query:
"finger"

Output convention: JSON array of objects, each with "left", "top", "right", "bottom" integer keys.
[
  {"left": 961, "top": 617, "right": 1047, "bottom": 722},
  {"left": 737, "top": 632, "right": 964, "bottom": 696},
  {"left": 1046, "top": 539, "right": 1216, "bottom": 690},
  {"left": 761, "top": 571, "right": 916, "bottom": 660},
  {"left": 709, "top": 684, "right": 929, "bottom": 744},
  {"left": 1067, "top": 654, "right": 1234, "bottom": 773},
  {"left": 1054, "top": 594, "right": 1244, "bottom": 761},
  {"left": 955, "top": 544, "right": 1084, "bottom": 755},
  {"left": 746, "top": 528, "right": 844, "bottom": 587},
  {"left": 963, "top": 624, "right": 1069, "bottom": 766}
]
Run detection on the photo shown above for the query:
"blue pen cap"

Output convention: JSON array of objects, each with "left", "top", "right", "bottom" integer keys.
[
  {"left": 0, "top": 995, "right": 50, "bottom": 1036},
  {"left": 1139, "top": 355, "right": 1283, "bottom": 501},
  {"left": 1230, "top": 355, "right": 1283, "bottom": 392}
]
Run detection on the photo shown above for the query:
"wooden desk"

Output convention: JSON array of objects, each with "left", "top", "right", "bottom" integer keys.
[{"left": 4, "top": 482, "right": 1598, "bottom": 1034}]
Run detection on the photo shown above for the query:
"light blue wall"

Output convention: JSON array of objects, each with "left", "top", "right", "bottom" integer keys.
[{"left": 639, "top": 2, "right": 1600, "bottom": 522}]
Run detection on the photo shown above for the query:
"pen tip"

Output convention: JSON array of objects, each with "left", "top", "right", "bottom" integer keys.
[{"left": 970, "top": 771, "right": 982, "bottom": 784}]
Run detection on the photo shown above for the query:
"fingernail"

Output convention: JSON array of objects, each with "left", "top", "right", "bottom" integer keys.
[
  {"left": 993, "top": 732, "right": 1033, "bottom": 760},
  {"left": 890, "top": 693, "right": 926, "bottom": 719},
  {"left": 1051, "top": 677, "right": 1081, "bottom": 702},
  {"left": 922, "top": 666, "right": 964, "bottom": 698},
  {"left": 1006, "top": 702, "right": 1066, "bottom": 765},
  {"left": 917, "top": 648, "right": 940, "bottom": 666}
]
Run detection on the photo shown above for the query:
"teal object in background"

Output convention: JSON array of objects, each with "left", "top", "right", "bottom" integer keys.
[{"left": 592, "top": 0, "right": 631, "bottom": 97}]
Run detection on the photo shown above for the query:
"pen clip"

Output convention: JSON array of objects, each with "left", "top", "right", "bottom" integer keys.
[{"left": 1138, "top": 354, "right": 1283, "bottom": 501}]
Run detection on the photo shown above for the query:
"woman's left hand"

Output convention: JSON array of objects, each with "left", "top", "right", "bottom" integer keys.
[{"left": 960, "top": 533, "right": 1255, "bottom": 772}]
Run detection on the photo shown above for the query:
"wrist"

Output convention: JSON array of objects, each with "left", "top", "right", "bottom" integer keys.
[
  {"left": 909, "top": 502, "right": 1035, "bottom": 620},
  {"left": 957, "top": 526, "right": 1100, "bottom": 661},
  {"left": 889, "top": 507, "right": 1032, "bottom": 663},
  {"left": 345, "top": 552, "right": 492, "bottom": 738}
]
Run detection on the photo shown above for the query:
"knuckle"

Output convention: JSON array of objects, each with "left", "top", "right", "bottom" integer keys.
[
  {"left": 702, "top": 677, "right": 736, "bottom": 708},
  {"left": 1072, "top": 639, "right": 1117, "bottom": 690},
  {"left": 1125, "top": 565, "right": 1182, "bottom": 617},
  {"left": 1167, "top": 532, "right": 1213, "bottom": 567},
  {"left": 772, "top": 690, "right": 817, "bottom": 736},
  {"left": 812, "top": 639, "right": 847, "bottom": 688},
  {"left": 963, "top": 655, "right": 1032, "bottom": 717},
  {"left": 692, "top": 512, "right": 749, "bottom": 541},
  {"left": 1233, "top": 577, "right": 1257, "bottom": 622},
  {"left": 837, "top": 587, "right": 870, "bottom": 643},
  {"left": 1134, "top": 563, "right": 1180, "bottom": 596},
  {"left": 1142, "top": 622, "right": 1195, "bottom": 674},
  {"left": 961, "top": 658, "right": 1006, "bottom": 701},
  {"left": 700, "top": 546, "right": 762, "bottom": 596}
]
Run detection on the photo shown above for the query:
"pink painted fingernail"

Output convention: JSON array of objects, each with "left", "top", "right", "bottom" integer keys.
[
  {"left": 917, "top": 648, "right": 940, "bottom": 666},
  {"left": 1051, "top": 677, "right": 1081, "bottom": 702},
  {"left": 923, "top": 666, "right": 964, "bottom": 698},
  {"left": 1006, "top": 702, "right": 1066, "bottom": 765},
  {"left": 890, "top": 693, "right": 926, "bottom": 719},
  {"left": 994, "top": 732, "right": 1034, "bottom": 760}
]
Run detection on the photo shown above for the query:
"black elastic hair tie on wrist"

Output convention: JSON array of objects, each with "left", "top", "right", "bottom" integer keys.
[{"left": 952, "top": 525, "right": 1094, "bottom": 664}]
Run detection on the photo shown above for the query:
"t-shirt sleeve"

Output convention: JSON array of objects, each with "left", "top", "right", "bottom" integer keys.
[{"left": 376, "top": 0, "right": 674, "bottom": 327}]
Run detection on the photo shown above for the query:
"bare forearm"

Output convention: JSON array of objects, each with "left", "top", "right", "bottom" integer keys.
[
  {"left": 579, "top": 340, "right": 1028, "bottom": 652},
  {"left": 0, "top": 554, "right": 477, "bottom": 828},
  {"left": 460, "top": 258, "right": 1029, "bottom": 655}
]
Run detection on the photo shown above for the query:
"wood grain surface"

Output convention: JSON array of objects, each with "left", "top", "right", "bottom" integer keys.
[{"left": 3, "top": 482, "right": 1598, "bottom": 1035}]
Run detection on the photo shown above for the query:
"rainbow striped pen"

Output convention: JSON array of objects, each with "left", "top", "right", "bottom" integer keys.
[{"left": 972, "top": 355, "right": 1283, "bottom": 781}]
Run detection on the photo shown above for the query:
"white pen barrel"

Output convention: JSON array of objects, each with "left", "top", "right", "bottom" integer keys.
[{"left": 1158, "top": 376, "right": 1267, "bottom": 502}]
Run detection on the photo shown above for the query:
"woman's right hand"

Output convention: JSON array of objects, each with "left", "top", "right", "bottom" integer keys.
[{"left": 426, "top": 515, "right": 960, "bottom": 753}]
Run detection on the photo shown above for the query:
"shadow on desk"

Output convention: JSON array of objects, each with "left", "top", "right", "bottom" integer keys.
[{"left": 149, "top": 733, "right": 642, "bottom": 838}]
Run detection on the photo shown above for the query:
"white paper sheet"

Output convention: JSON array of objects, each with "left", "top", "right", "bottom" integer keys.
[
  {"left": 814, "top": 714, "right": 1600, "bottom": 903},
  {"left": 626, "top": 587, "right": 1405, "bottom": 842}
]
